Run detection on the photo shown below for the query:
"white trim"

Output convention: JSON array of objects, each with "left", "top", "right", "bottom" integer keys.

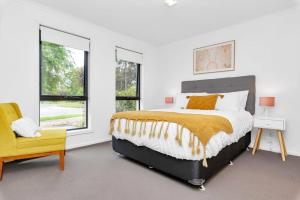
[
  {"left": 249, "top": 143, "right": 300, "bottom": 157},
  {"left": 67, "top": 128, "right": 94, "bottom": 136},
  {"left": 66, "top": 136, "right": 111, "bottom": 150},
  {"left": 286, "top": 150, "right": 300, "bottom": 157}
]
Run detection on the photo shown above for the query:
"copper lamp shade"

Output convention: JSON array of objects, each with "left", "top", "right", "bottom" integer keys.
[
  {"left": 259, "top": 97, "right": 275, "bottom": 107},
  {"left": 165, "top": 97, "right": 174, "bottom": 104}
]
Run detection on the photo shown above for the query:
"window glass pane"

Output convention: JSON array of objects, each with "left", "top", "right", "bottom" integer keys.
[
  {"left": 40, "top": 101, "right": 86, "bottom": 129},
  {"left": 116, "top": 60, "right": 137, "bottom": 97},
  {"left": 116, "top": 100, "right": 138, "bottom": 112},
  {"left": 41, "top": 41, "right": 85, "bottom": 96}
]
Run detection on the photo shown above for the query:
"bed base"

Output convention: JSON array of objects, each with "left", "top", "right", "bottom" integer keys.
[{"left": 112, "top": 132, "right": 251, "bottom": 187}]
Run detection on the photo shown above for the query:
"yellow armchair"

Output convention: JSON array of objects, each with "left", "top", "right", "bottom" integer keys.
[{"left": 0, "top": 103, "right": 66, "bottom": 180}]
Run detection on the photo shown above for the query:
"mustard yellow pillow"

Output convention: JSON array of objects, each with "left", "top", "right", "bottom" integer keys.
[{"left": 186, "top": 95, "right": 223, "bottom": 110}]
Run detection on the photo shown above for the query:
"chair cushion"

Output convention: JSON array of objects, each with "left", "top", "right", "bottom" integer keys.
[{"left": 16, "top": 129, "right": 66, "bottom": 154}]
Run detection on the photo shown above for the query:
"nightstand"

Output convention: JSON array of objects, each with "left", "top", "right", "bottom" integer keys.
[{"left": 252, "top": 117, "right": 287, "bottom": 161}]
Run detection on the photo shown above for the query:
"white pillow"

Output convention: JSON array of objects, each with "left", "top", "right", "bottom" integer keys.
[
  {"left": 11, "top": 118, "right": 41, "bottom": 137},
  {"left": 215, "top": 91, "right": 249, "bottom": 111},
  {"left": 239, "top": 91, "right": 249, "bottom": 110},
  {"left": 174, "top": 93, "right": 208, "bottom": 109}
]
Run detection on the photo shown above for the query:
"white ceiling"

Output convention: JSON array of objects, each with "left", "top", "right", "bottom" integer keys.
[{"left": 27, "top": 0, "right": 297, "bottom": 45}]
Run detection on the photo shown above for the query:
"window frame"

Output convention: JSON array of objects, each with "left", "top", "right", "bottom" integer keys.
[
  {"left": 39, "top": 30, "right": 89, "bottom": 131},
  {"left": 115, "top": 61, "right": 141, "bottom": 111}
]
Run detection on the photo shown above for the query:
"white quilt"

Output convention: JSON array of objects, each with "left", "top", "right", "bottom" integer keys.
[{"left": 112, "top": 109, "right": 253, "bottom": 161}]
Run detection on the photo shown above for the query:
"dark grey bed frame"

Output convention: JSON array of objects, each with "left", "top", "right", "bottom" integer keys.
[{"left": 112, "top": 75, "right": 256, "bottom": 187}]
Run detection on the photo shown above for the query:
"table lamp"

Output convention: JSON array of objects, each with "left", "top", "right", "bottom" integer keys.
[
  {"left": 259, "top": 96, "right": 275, "bottom": 116},
  {"left": 165, "top": 97, "right": 174, "bottom": 104}
]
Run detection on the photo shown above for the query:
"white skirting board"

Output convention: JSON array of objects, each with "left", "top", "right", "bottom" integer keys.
[
  {"left": 249, "top": 140, "right": 300, "bottom": 157},
  {"left": 66, "top": 131, "right": 111, "bottom": 150},
  {"left": 65, "top": 131, "right": 300, "bottom": 157}
]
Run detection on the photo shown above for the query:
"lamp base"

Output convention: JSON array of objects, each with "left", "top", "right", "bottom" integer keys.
[{"left": 262, "top": 107, "right": 272, "bottom": 117}]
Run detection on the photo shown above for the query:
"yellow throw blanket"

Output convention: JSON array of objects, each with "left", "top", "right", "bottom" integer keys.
[{"left": 109, "top": 111, "right": 233, "bottom": 167}]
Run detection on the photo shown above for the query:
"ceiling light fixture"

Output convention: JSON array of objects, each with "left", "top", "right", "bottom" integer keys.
[{"left": 164, "top": 0, "right": 178, "bottom": 7}]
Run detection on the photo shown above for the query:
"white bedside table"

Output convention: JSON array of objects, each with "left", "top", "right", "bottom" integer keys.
[{"left": 252, "top": 117, "right": 287, "bottom": 161}]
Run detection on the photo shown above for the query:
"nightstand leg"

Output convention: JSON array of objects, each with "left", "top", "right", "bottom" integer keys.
[
  {"left": 280, "top": 132, "right": 288, "bottom": 156},
  {"left": 256, "top": 129, "right": 263, "bottom": 150},
  {"left": 252, "top": 128, "right": 263, "bottom": 155},
  {"left": 277, "top": 131, "right": 286, "bottom": 161}
]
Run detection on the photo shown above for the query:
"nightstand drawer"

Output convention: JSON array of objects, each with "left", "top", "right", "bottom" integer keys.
[{"left": 254, "top": 118, "right": 285, "bottom": 130}]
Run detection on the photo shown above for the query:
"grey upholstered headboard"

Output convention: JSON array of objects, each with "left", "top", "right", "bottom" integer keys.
[{"left": 181, "top": 75, "right": 256, "bottom": 114}]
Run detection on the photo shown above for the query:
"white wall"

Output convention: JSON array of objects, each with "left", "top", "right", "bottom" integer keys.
[
  {"left": 0, "top": 0, "right": 5, "bottom": 14},
  {"left": 0, "top": 0, "right": 160, "bottom": 149},
  {"left": 1, "top": 0, "right": 300, "bottom": 157},
  {"left": 157, "top": 8, "right": 300, "bottom": 156},
  {"left": 0, "top": 0, "right": 6, "bottom": 52}
]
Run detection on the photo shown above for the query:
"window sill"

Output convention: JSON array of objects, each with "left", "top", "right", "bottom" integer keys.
[{"left": 67, "top": 128, "right": 94, "bottom": 137}]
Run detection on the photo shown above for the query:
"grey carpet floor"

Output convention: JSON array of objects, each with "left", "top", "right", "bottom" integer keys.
[{"left": 0, "top": 142, "right": 300, "bottom": 200}]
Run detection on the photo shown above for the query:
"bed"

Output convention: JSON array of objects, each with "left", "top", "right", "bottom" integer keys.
[{"left": 112, "top": 75, "right": 256, "bottom": 188}]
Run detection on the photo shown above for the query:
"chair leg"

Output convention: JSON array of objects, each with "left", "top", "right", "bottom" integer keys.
[
  {"left": 0, "top": 159, "right": 3, "bottom": 181},
  {"left": 59, "top": 151, "right": 65, "bottom": 171}
]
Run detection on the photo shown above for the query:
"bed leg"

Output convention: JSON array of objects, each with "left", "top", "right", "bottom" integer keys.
[
  {"left": 200, "top": 185, "right": 206, "bottom": 191},
  {"left": 188, "top": 179, "right": 205, "bottom": 187},
  {"left": 188, "top": 179, "right": 206, "bottom": 191},
  {"left": 117, "top": 153, "right": 124, "bottom": 158},
  {"left": 229, "top": 160, "right": 234, "bottom": 166}
]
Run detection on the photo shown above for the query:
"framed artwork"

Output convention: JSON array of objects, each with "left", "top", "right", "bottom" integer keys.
[{"left": 193, "top": 40, "right": 235, "bottom": 74}]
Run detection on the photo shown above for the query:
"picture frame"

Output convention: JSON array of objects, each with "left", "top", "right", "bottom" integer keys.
[{"left": 193, "top": 40, "right": 235, "bottom": 74}]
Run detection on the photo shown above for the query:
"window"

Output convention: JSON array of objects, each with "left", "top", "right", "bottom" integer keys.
[
  {"left": 116, "top": 60, "right": 140, "bottom": 112},
  {"left": 115, "top": 47, "right": 142, "bottom": 112},
  {"left": 39, "top": 26, "right": 89, "bottom": 130}
]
